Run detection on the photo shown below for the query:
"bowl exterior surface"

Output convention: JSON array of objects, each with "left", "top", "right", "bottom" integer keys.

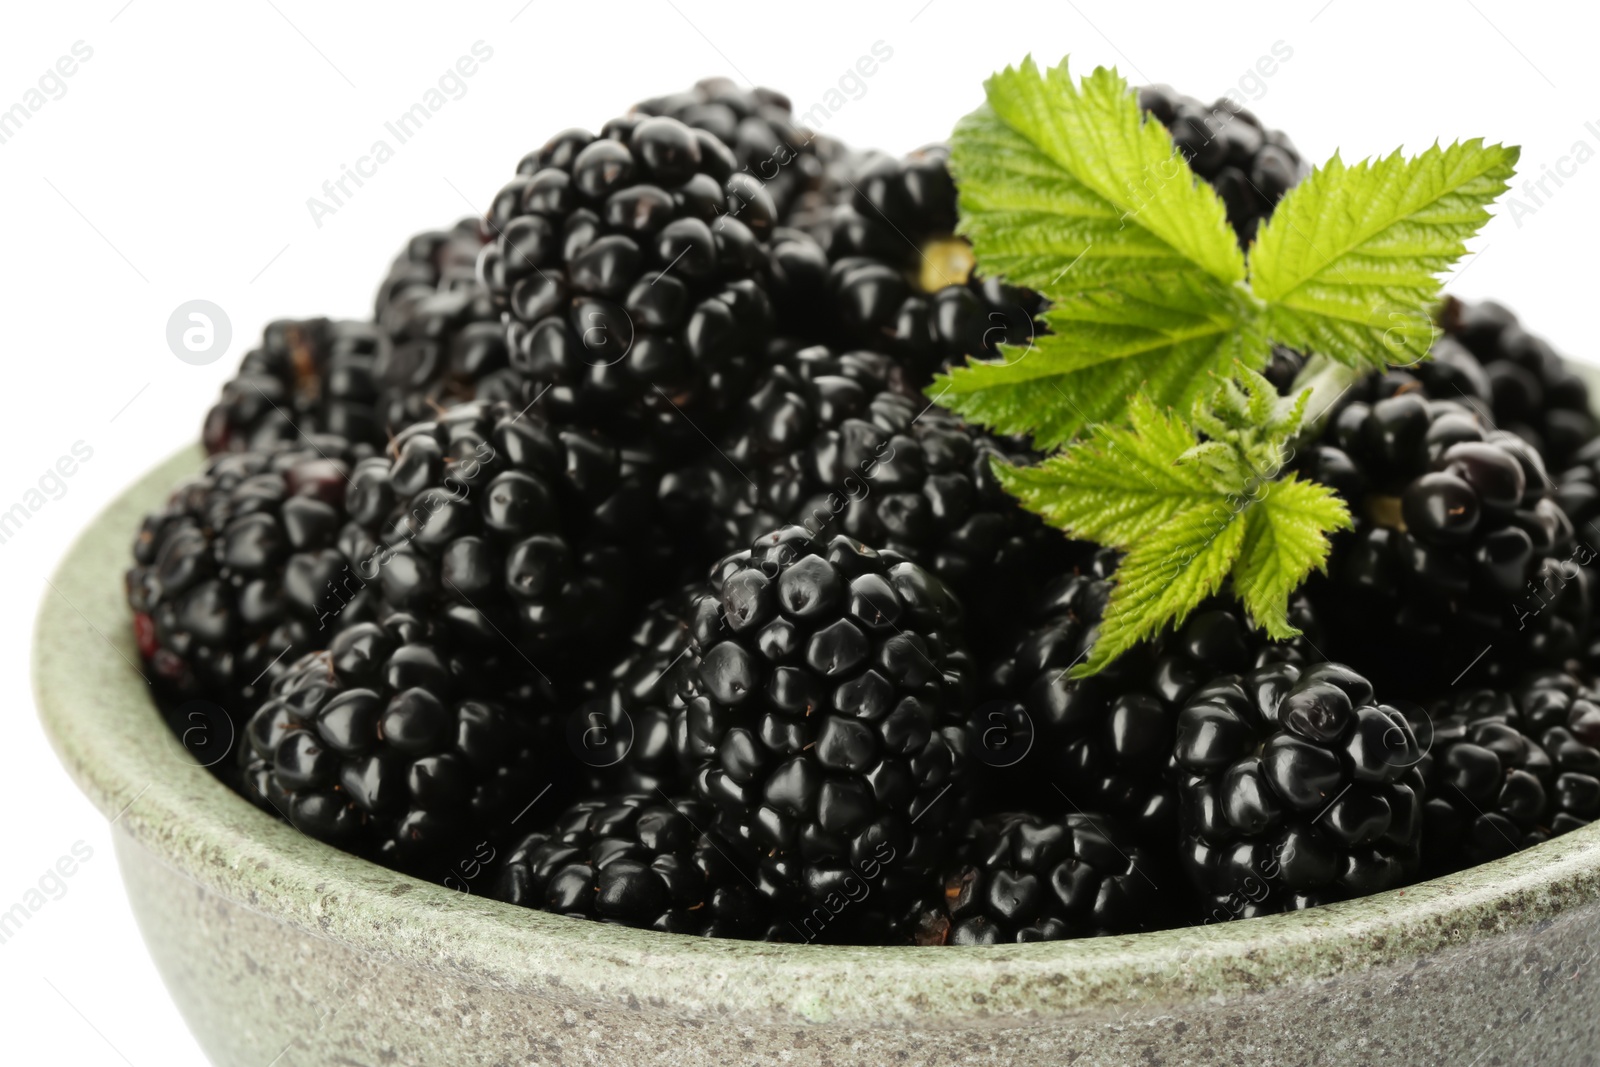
[
  {"left": 115, "top": 826, "right": 1600, "bottom": 1067},
  {"left": 35, "top": 444, "right": 1600, "bottom": 1067}
]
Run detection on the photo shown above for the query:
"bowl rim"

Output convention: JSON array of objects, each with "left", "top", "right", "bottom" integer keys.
[{"left": 33, "top": 441, "right": 1600, "bottom": 1028}]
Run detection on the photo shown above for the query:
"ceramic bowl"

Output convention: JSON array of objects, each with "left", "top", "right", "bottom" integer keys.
[{"left": 35, "top": 445, "right": 1600, "bottom": 1066}]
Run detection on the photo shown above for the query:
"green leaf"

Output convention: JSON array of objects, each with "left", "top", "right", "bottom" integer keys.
[
  {"left": 998, "top": 393, "right": 1236, "bottom": 545},
  {"left": 997, "top": 387, "right": 1351, "bottom": 675},
  {"left": 1233, "top": 475, "right": 1352, "bottom": 639},
  {"left": 952, "top": 58, "right": 1244, "bottom": 290},
  {"left": 932, "top": 270, "right": 1270, "bottom": 449},
  {"left": 939, "top": 55, "right": 1253, "bottom": 443},
  {"left": 1249, "top": 140, "right": 1519, "bottom": 366},
  {"left": 1085, "top": 500, "right": 1248, "bottom": 673}
]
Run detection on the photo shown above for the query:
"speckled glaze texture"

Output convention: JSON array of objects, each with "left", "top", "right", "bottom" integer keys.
[{"left": 35, "top": 445, "right": 1600, "bottom": 1067}]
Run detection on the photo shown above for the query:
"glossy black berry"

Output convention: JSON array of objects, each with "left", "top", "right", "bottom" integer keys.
[
  {"left": 202, "top": 320, "right": 387, "bottom": 454},
  {"left": 981, "top": 571, "right": 1321, "bottom": 848},
  {"left": 481, "top": 110, "right": 780, "bottom": 443},
  {"left": 1416, "top": 670, "right": 1600, "bottom": 876},
  {"left": 1175, "top": 662, "right": 1423, "bottom": 919},
  {"left": 345, "top": 400, "right": 667, "bottom": 663},
  {"left": 661, "top": 342, "right": 1082, "bottom": 642},
  {"left": 1301, "top": 393, "right": 1589, "bottom": 696},
  {"left": 776, "top": 94, "right": 1303, "bottom": 384},
  {"left": 1440, "top": 296, "right": 1594, "bottom": 469},
  {"left": 240, "top": 615, "right": 550, "bottom": 874},
  {"left": 126, "top": 439, "right": 379, "bottom": 717},
  {"left": 492, "top": 793, "right": 772, "bottom": 938},
  {"left": 914, "top": 812, "right": 1168, "bottom": 945},
  {"left": 681, "top": 526, "right": 972, "bottom": 941}
]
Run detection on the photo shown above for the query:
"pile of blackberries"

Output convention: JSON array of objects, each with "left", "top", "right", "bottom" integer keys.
[{"left": 127, "top": 78, "right": 1600, "bottom": 945}]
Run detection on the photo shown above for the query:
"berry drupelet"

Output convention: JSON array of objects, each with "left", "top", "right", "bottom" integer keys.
[
  {"left": 1416, "top": 670, "right": 1600, "bottom": 876},
  {"left": 202, "top": 319, "right": 388, "bottom": 454},
  {"left": 1301, "top": 392, "right": 1590, "bottom": 696},
  {"left": 240, "top": 613, "right": 549, "bottom": 873},
  {"left": 338, "top": 399, "right": 665, "bottom": 667},
  {"left": 1175, "top": 662, "right": 1424, "bottom": 920},
  {"left": 493, "top": 793, "right": 771, "bottom": 938},
  {"left": 682, "top": 526, "right": 973, "bottom": 941},
  {"left": 127, "top": 437, "right": 378, "bottom": 713},
  {"left": 478, "top": 115, "right": 777, "bottom": 443},
  {"left": 914, "top": 811, "right": 1166, "bottom": 945}
]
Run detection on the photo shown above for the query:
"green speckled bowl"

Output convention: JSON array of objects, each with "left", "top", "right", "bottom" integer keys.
[{"left": 35, "top": 445, "right": 1600, "bottom": 1066}]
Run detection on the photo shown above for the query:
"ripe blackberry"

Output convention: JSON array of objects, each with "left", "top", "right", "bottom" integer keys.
[
  {"left": 240, "top": 613, "right": 550, "bottom": 872},
  {"left": 338, "top": 400, "right": 664, "bottom": 670},
  {"left": 493, "top": 793, "right": 771, "bottom": 938},
  {"left": 1415, "top": 670, "right": 1600, "bottom": 876},
  {"left": 1440, "top": 296, "right": 1595, "bottom": 469},
  {"left": 980, "top": 570, "right": 1319, "bottom": 847},
  {"left": 205, "top": 221, "right": 507, "bottom": 456},
  {"left": 126, "top": 437, "right": 377, "bottom": 713},
  {"left": 630, "top": 77, "right": 832, "bottom": 222},
  {"left": 1301, "top": 392, "right": 1590, "bottom": 695},
  {"left": 777, "top": 95, "right": 1303, "bottom": 383},
  {"left": 570, "top": 589, "right": 700, "bottom": 795},
  {"left": 1136, "top": 85, "right": 1307, "bottom": 247},
  {"left": 682, "top": 526, "right": 973, "bottom": 941},
  {"left": 1175, "top": 661, "right": 1424, "bottom": 920},
  {"left": 913, "top": 812, "right": 1166, "bottom": 945},
  {"left": 374, "top": 216, "right": 488, "bottom": 335},
  {"left": 202, "top": 319, "right": 388, "bottom": 454},
  {"left": 1554, "top": 438, "right": 1600, "bottom": 537},
  {"left": 776, "top": 144, "right": 1043, "bottom": 383},
  {"left": 662, "top": 342, "right": 1082, "bottom": 639},
  {"left": 478, "top": 114, "right": 777, "bottom": 442},
  {"left": 370, "top": 217, "right": 512, "bottom": 433}
]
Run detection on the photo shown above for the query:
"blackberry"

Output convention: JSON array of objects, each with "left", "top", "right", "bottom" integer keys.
[
  {"left": 1136, "top": 85, "right": 1307, "bottom": 248},
  {"left": 338, "top": 400, "right": 665, "bottom": 668},
  {"left": 478, "top": 113, "right": 777, "bottom": 442},
  {"left": 776, "top": 144, "right": 1044, "bottom": 383},
  {"left": 778, "top": 94, "right": 1303, "bottom": 383},
  {"left": 369, "top": 217, "right": 512, "bottom": 433},
  {"left": 202, "top": 319, "right": 388, "bottom": 454},
  {"left": 663, "top": 342, "right": 1082, "bottom": 639},
  {"left": 205, "top": 220, "right": 506, "bottom": 456},
  {"left": 1554, "top": 437, "right": 1600, "bottom": 536},
  {"left": 493, "top": 793, "right": 771, "bottom": 938},
  {"left": 240, "top": 613, "right": 550, "bottom": 872},
  {"left": 126, "top": 437, "right": 377, "bottom": 713},
  {"left": 1440, "top": 296, "right": 1595, "bottom": 469},
  {"left": 570, "top": 589, "right": 700, "bottom": 795},
  {"left": 630, "top": 77, "right": 833, "bottom": 222},
  {"left": 1416, "top": 670, "right": 1600, "bottom": 876},
  {"left": 374, "top": 216, "right": 488, "bottom": 336},
  {"left": 682, "top": 526, "right": 972, "bottom": 941},
  {"left": 1301, "top": 392, "right": 1590, "bottom": 695},
  {"left": 981, "top": 571, "right": 1319, "bottom": 847},
  {"left": 913, "top": 811, "right": 1166, "bottom": 945},
  {"left": 1175, "top": 661, "right": 1424, "bottom": 920}
]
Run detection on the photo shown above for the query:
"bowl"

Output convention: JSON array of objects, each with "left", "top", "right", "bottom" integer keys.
[{"left": 35, "top": 443, "right": 1600, "bottom": 1066}]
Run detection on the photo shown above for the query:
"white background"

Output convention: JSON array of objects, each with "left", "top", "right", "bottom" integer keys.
[{"left": 2, "top": 1, "right": 1596, "bottom": 1063}]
